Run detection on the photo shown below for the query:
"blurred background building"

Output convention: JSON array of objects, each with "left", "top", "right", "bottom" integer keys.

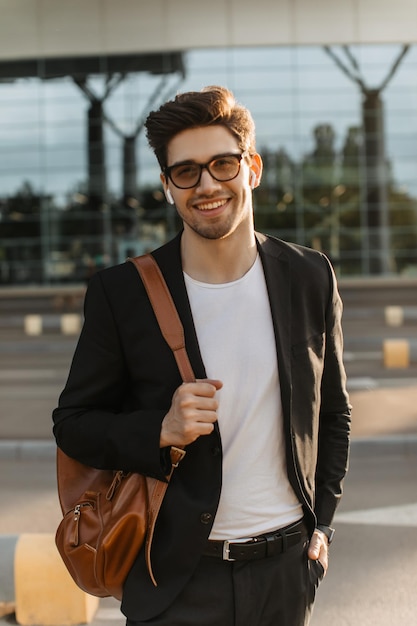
[{"left": 1, "top": 0, "right": 417, "bottom": 286}]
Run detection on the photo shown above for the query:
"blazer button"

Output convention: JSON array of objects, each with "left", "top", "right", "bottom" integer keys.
[
  {"left": 211, "top": 446, "right": 221, "bottom": 456},
  {"left": 200, "top": 512, "right": 212, "bottom": 524}
]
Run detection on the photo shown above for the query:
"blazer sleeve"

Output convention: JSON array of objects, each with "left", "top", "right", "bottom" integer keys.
[
  {"left": 52, "top": 270, "right": 171, "bottom": 480},
  {"left": 314, "top": 256, "right": 352, "bottom": 526}
]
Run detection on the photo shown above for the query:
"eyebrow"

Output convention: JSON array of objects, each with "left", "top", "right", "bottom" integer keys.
[{"left": 168, "top": 151, "right": 242, "bottom": 168}]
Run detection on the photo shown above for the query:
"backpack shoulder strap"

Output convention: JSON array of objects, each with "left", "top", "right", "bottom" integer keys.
[{"left": 128, "top": 254, "right": 195, "bottom": 384}]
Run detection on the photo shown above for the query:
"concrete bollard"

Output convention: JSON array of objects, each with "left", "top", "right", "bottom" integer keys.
[
  {"left": 383, "top": 339, "right": 410, "bottom": 369},
  {"left": 14, "top": 533, "right": 98, "bottom": 626},
  {"left": 384, "top": 305, "right": 404, "bottom": 327},
  {"left": 0, "top": 535, "right": 18, "bottom": 617},
  {"left": 23, "top": 315, "right": 42, "bottom": 336},
  {"left": 60, "top": 313, "right": 82, "bottom": 335}
]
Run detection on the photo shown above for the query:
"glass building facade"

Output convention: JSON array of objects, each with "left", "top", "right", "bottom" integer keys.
[{"left": 1, "top": 44, "right": 416, "bottom": 285}]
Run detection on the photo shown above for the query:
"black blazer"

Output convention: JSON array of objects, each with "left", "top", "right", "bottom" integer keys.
[{"left": 53, "top": 231, "right": 351, "bottom": 621}]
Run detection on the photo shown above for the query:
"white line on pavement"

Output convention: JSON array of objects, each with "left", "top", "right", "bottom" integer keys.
[
  {"left": 95, "top": 608, "right": 124, "bottom": 622},
  {"left": 344, "top": 351, "right": 382, "bottom": 361},
  {"left": 335, "top": 502, "right": 417, "bottom": 527},
  {"left": 0, "top": 369, "right": 65, "bottom": 380}
]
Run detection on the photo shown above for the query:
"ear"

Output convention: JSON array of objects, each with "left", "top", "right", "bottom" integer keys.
[
  {"left": 160, "top": 173, "right": 175, "bottom": 205},
  {"left": 249, "top": 153, "right": 263, "bottom": 189}
]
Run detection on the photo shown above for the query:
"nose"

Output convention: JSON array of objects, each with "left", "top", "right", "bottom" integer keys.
[{"left": 195, "top": 167, "right": 221, "bottom": 193}]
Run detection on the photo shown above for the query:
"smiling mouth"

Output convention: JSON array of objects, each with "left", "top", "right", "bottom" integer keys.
[{"left": 195, "top": 199, "right": 228, "bottom": 211}]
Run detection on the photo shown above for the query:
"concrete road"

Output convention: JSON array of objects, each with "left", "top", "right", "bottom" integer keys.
[
  {"left": 0, "top": 330, "right": 76, "bottom": 439},
  {"left": 311, "top": 440, "right": 417, "bottom": 625},
  {"left": 1, "top": 284, "right": 416, "bottom": 624},
  {"left": 0, "top": 438, "right": 416, "bottom": 625},
  {"left": 1, "top": 317, "right": 416, "bottom": 441}
]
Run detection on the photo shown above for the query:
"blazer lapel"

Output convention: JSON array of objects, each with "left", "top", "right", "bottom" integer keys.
[{"left": 256, "top": 233, "right": 292, "bottom": 427}]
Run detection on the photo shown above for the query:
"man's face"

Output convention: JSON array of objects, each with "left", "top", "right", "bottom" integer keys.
[{"left": 162, "top": 125, "right": 259, "bottom": 242}]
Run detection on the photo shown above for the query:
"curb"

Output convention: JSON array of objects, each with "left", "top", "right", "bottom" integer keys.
[
  {"left": 1, "top": 436, "right": 417, "bottom": 461},
  {"left": 0, "top": 313, "right": 82, "bottom": 336},
  {"left": 349, "top": 434, "right": 417, "bottom": 457},
  {"left": 0, "top": 440, "right": 56, "bottom": 460}
]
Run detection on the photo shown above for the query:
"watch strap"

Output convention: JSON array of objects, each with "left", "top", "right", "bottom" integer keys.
[{"left": 316, "top": 524, "right": 335, "bottom": 544}]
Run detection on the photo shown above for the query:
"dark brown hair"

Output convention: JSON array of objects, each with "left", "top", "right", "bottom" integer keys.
[{"left": 144, "top": 85, "right": 256, "bottom": 170}]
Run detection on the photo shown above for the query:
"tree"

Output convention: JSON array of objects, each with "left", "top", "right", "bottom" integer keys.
[
  {"left": 324, "top": 44, "right": 410, "bottom": 274},
  {"left": 0, "top": 182, "right": 44, "bottom": 283}
]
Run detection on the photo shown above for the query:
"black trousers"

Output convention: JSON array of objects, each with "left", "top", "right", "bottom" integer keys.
[{"left": 126, "top": 525, "right": 324, "bottom": 626}]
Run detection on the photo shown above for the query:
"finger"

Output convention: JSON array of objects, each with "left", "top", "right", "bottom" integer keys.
[
  {"left": 179, "top": 380, "right": 222, "bottom": 401},
  {"left": 195, "top": 409, "right": 219, "bottom": 424},
  {"left": 307, "top": 530, "right": 324, "bottom": 559},
  {"left": 307, "top": 539, "right": 320, "bottom": 560},
  {"left": 196, "top": 378, "right": 223, "bottom": 392},
  {"left": 174, "top": 389, "right": 219, "bottom": 424},
  {"left": 194, "top": 421, "right": 216, "bottom": 435},
  {"left": 176, "top": 387, "right": 219, "bottom": 411},
  {"left": 308, "top": 532, "right": 329, "bottom": 572}
]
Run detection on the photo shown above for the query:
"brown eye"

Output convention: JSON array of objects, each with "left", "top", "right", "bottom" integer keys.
[{"left": 172, "top": 164, "right": 199, "bottom": 184}]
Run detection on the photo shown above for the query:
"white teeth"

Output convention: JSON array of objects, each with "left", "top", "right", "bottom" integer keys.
[{"left": 197, "top": 200, "right": 227, "bottom": 211}]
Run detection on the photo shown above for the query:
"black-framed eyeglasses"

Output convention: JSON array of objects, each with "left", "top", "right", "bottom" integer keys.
[{"left": 163, "top": 152, "right": 248, "bottom": 189}]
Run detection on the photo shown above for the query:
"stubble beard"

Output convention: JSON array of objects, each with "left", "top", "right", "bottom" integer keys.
[
  {"left": 183, "top": 206, "right": 245, "bottom": 242},
  {"left": 189, "top": 221, "right": 231, "bottom": 240}
]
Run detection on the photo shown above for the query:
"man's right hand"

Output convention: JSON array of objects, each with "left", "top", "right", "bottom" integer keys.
[{"left": 160, "top": 379, "right": 223, "bottom": 448}]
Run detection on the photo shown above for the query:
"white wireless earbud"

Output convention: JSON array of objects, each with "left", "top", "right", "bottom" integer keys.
[
  {"left": 165, "top": 189, "right": 175, "bottom": 205},
  {"left": 249, "top": 171, "right": 257, "bottom": 188}
]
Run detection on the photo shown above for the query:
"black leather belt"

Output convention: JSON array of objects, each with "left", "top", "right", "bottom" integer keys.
[{"left": 203, "top": 519, "right": 305, "bottom": 561}]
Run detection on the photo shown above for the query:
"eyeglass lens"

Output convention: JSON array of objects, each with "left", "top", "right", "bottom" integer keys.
[{"left": 168, "top": 154, "right": 243, "bottom": 189}]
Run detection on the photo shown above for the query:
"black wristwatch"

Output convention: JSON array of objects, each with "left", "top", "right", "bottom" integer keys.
[{"left": 316, "top": 525, "right": 335, "bottom": 544}]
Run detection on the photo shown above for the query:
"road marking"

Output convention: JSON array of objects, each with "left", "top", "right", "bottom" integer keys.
[
  {"left": 348, "top": 376, "right": 417, "bottom": 390},
  {"left": 335, "top": 502, "right": 417, "bottom": 527},
  {"left": 95, "top": 608, "right": 124, "bottom": 621},
  {"left": 0, "top": 387, "right": 60, "bottom": 399},
  {"left": 344, "top": 351, "right": 382, "bottom": 361},
  {"left": 0, "top": 369, "right": 65, "bottom": 380},
  {"left": 348, "top": 377, "right": 378, "bottom": 390}
]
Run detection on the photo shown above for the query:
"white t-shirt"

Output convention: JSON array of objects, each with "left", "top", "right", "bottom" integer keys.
[{"left": 184, "top": 255, "right": 303, "bottom": 540}]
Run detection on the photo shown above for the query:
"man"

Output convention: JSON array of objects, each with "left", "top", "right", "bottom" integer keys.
[{"left": 53, "top": 85, "right": 351, "bottom": 625}]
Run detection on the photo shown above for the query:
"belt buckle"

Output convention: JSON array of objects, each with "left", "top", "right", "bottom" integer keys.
[{"left": 222, "top": 537, "right": 254, "bottom": 561}]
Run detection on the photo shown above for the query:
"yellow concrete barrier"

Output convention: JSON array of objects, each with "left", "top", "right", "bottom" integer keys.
[
  {"left": 23, "top": 315, "right": 42, "bottom": 336},
  {"left": 60, "top": 313, "right": 82, "bottom": 335},
  {"left": 383, "top": 339, "right": 410, "bottom": 369},
  {"left": 384, "top": 305, "right": 404, "bottom": 327},
  {"left": 14, "top": 534, "right": 98, "bottom": 626}
]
